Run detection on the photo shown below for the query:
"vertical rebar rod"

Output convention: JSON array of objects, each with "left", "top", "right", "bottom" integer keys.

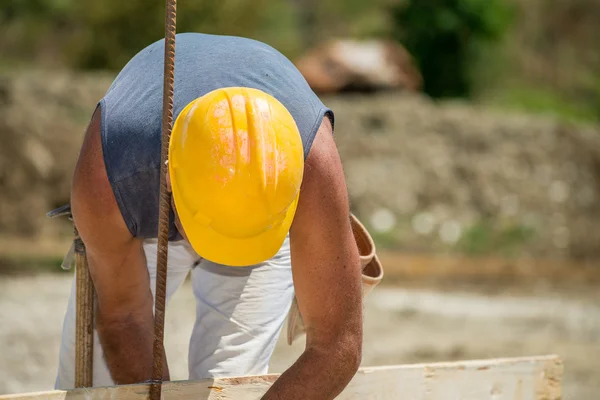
[{"left": 150, "top": 0, "right": 177, "bottom": 398}]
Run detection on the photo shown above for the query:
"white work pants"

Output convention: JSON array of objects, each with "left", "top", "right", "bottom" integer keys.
[{"left": 54, "top": 236, "right": 294, "bottom": 389}]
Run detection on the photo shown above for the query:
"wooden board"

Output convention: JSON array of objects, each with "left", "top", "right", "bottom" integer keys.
[{"left": 0, "top": 355, "right": 562, "bottom": 400}]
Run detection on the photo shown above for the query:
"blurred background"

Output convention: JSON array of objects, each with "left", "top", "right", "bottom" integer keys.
[{"left": 1, "top": 0, "right": 599, "bottom": 398}]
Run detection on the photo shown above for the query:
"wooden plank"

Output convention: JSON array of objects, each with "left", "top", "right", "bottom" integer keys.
[{"left": 0, "top": 355, "right": 562, "bottom": 400}]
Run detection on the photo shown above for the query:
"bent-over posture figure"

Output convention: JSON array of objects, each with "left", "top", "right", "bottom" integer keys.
[{"left": 56, "top": 33, "right": 364, "bottom": 400}]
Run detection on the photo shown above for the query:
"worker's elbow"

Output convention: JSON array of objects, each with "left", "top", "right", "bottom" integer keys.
[
  {"left": 336, "top": 329, "right": 362, "bottom": 379},
  {"left": 348, "top": 338, "right": 363, "bottom": 375}
]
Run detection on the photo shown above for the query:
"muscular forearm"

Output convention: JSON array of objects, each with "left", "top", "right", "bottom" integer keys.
[
  {"left": 96, "top": 301, "right": 170, "bottom": 384},
  {"left": 262, "top": 343, "right": 360, "bottom": 400}
]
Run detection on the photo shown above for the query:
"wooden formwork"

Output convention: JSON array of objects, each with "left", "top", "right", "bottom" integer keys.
[{"left": 0, "top": 355, "right": 562, "bottom": 400}]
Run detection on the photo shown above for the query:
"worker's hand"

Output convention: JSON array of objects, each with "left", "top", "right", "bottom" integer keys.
[
  {"left": 262, "top": 118, "right": 363, "bottom": 400},
  {"left": 71, "top": 106, "right": 170, "bottom": 384}
]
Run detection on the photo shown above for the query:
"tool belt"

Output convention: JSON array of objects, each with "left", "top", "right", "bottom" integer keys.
[{"left": 286, "top": 213, "right": 384, "bottom": 345}]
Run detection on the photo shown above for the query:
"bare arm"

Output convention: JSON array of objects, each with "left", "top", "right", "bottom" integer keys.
[
  {"left": 262, "top": 120, "right": 363, "bottom": 399},
  {"left": 71, "top": 107, "right": 169, "bottom": 384}
]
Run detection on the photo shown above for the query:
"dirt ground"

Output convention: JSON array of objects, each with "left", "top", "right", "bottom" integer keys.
[{"left": 0, "top": 273, "right": 599, "bottom": 399}]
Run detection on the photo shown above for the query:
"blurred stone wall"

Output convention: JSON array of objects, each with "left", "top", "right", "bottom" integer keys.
[
  {"left": 328, "top": 94, "right": 600, "bottom": 259},
  {"left": 0, "top": 71, "right": 109, "bottom": 238},
  {"left": 1, "top": 71, "right": 599, "bottom": 259}
]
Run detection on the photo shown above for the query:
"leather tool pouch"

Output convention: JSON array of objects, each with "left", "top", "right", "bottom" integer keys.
[{"left": 286, "top": 213, "right": 384, "bottom": 345}]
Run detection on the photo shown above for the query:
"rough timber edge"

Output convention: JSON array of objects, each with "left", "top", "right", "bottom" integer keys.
[{"left": 0, "top": 355, "right": 562, "bottom": 400}]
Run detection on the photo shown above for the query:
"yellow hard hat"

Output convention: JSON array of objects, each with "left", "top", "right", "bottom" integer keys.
[{"left": 169, "top": 87, "right": 304, "bottom": 266}]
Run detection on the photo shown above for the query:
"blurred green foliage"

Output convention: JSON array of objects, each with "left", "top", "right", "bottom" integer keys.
[
  {"left": 391, "top": 0, "right": 514, "bottom": 98},
  {"left": 1, "top": 0, "right": 599, "bottom": 123},
  {"left": 458, "top": 221, "right": 536, "bottom": 256},
  {"left": 74, "top": 0, "right": 286, "bottom": 69},
  {"left": 475, "top": 0, "right": 600, "bottom": 123},
  {"left": 0, "top": 0, "right": 390, "bottom": 70},
  {"left": 486, "top": 85, "right": 600, "bottom": 124},
  {"left": 1, "top": 0, "right": 302, "bottom": 70},
  {"left": 0, "top": 255, "right": 67, "bottom": 275}
]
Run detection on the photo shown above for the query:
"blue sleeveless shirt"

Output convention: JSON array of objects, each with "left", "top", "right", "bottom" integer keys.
[{"left": 98, "top": 33, "right": 333, "bottom": 241}]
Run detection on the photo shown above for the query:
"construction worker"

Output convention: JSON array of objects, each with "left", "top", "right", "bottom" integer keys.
[{"left": 55, "top": 32, "right": 369, "bottom": 399}]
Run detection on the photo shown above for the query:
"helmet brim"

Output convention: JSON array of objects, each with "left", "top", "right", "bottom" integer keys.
[{"left": 174, "top": 190, "right": 299, "bottom": 267}]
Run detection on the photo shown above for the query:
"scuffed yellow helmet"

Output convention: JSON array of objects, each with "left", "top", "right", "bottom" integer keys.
[{"left": 169, "top": 87, "right": 304, "bottom": 266}]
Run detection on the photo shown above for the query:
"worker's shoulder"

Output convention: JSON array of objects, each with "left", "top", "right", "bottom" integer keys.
[
  {"left": 71, "top": 106, "right": 133, "bottom": 245},
  {"left": 304, "top": 116, "right": 336, "bottom": 172}
]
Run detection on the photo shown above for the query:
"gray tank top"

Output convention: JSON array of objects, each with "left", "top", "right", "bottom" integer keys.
[{"left": 99, "top": 33, "right": 333, "bottom": 241}]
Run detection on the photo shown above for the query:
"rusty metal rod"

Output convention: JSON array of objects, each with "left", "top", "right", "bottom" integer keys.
[{"left": 150, "top": 0, "right": 177, "bottom": 398}]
